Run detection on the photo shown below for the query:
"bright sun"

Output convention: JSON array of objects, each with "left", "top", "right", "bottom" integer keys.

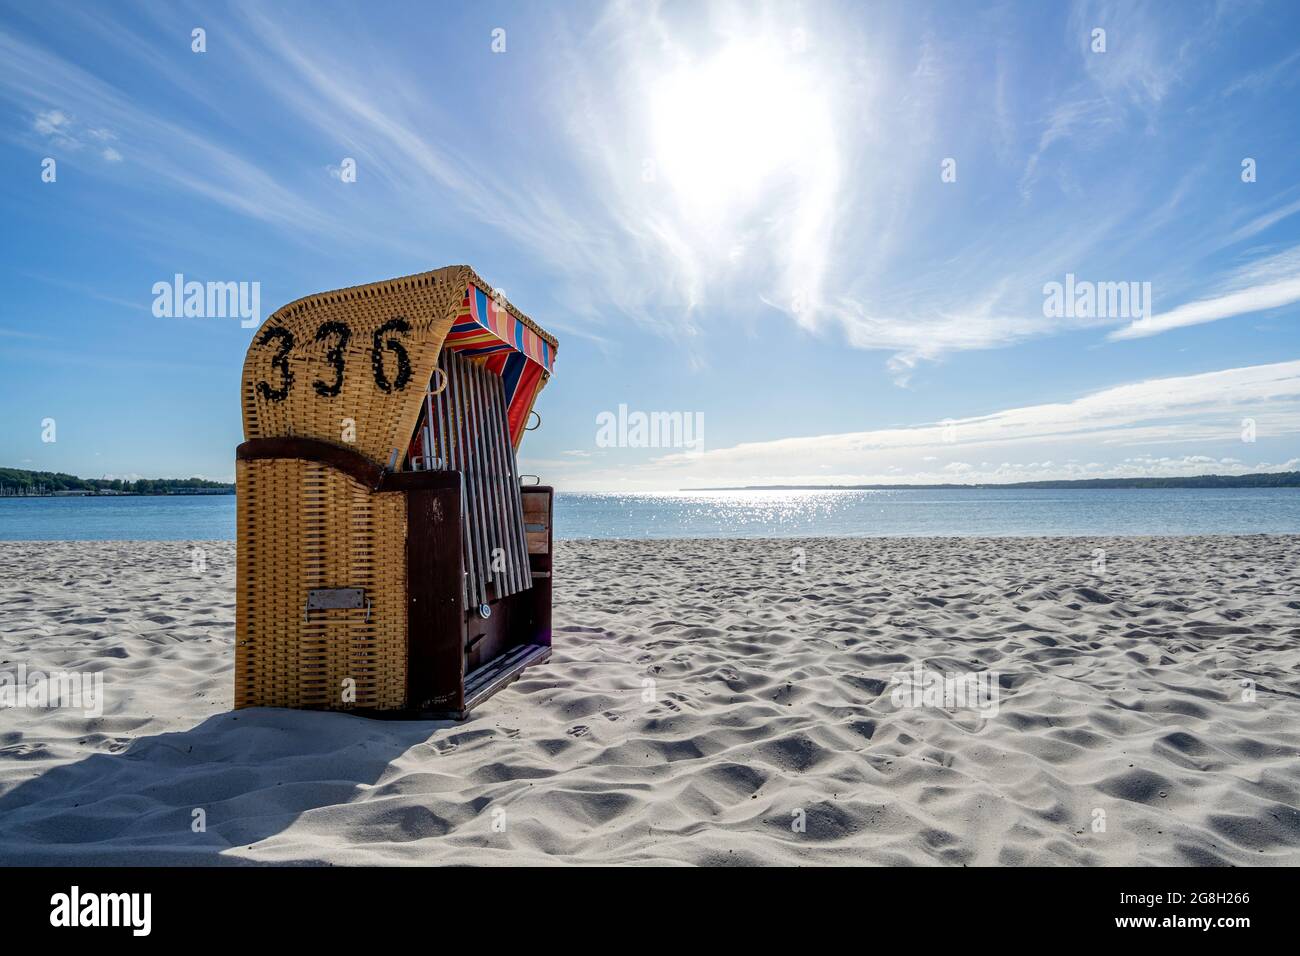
[{"left": 649, "top": 40, "right": 815, "bottom": 213}]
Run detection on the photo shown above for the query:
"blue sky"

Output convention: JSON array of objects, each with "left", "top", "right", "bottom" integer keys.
[{"left": 1, "top": 0, "right": 1298, "bottom": 490}]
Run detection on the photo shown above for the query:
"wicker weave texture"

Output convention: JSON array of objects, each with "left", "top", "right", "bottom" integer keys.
[
  {"left": 240, "top": 265, "right": 555, "bottom": 464},
  {"left": 235, "top": 457, "right": 408, "bottom": 710}
]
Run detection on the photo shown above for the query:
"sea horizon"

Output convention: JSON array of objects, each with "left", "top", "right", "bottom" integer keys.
[{"left": 2, "top": 486, "right": 1297, "bottom": 541}]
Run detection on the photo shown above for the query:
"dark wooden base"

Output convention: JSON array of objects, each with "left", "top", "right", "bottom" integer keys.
[{"left": 421, "top": 643, "right": 551, "bottom": 720}]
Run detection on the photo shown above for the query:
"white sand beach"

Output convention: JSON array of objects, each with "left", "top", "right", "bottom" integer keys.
[{"left": 1, "top": 535, "right": 1298, "bottom": 866}]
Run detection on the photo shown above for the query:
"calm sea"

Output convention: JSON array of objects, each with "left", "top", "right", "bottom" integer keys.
[{"left": 0, "top": 488, "right": 1297, "bottom": 541}]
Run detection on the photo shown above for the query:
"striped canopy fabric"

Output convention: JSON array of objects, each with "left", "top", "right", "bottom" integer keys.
[{"left": 442, "top": 283, "right": 557, "bottom": 445}]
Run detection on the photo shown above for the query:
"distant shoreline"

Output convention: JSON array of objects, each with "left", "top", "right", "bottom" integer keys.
[
  {"left": 0, "top": 490, "right": 235, "bottom": 498},
  {"left": 0, "top": 466, "right": 233, "bottom": 498},
  {"left": 683, "top": 471, "right": 1300, "bottom": 491}
]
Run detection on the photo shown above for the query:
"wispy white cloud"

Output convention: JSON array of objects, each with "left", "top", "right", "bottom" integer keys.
[
  {"left": 1110, "top": 277, "right": 1300, "bottom": 340},
  {"left": 218, "top": 2, "right": 641, "bottom": 342},
  {"left": 1221, "top": 47, "right": 1300, "bottom": 98},
  {"left": 1069, "top": 0, "right": 1205, "bottom": 108},
  {"left": 1225, "top": 193, "right": 1300, "bottom": 246},
  {"left": 33, "top": 108, "right": 71, "bottom": 137},
  {"left": 0, "top": 26, "right": 340, "bottom": 237},
  {"left": 1111, "top": 244, "right": 1300, "bottom": 339},
  {"left": 538, "top": 360, "right": 1300, "bottom": 489},
  {"left": 1019, "top": 97, "right": 1117, "bottom": 198},
  {"left": 0, "top": 326, "right": 47, "bottom": 340},
  {"left": 31, "top": 107, "right": 122, "bottom": 162},
  {"left": 3, "top": 1, "right": 1293, "bottom": 378}
]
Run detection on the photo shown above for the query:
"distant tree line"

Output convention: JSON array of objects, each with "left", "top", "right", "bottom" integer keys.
[
  {"left": 983, "top": 472, "right": 1300, "bottom": 489},
  {"left": 691, "top": 472, "right": 1300, "bottom": 491},
  {"left": 0, "top": 467, "right": 234, "bottom": 495}
]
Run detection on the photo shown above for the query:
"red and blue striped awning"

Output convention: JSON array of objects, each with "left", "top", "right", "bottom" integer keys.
[{"left": 442, "top": 283, "right": 557, "bottom": 445}]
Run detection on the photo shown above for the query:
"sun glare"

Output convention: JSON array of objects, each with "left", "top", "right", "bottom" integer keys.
[{"left": 649, "top": 41, "right": 815, "bottom": 213}]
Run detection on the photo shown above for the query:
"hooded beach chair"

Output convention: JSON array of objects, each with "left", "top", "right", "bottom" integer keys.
[{"left": 235, "top": 266, "right": 557, "bottom": 718}]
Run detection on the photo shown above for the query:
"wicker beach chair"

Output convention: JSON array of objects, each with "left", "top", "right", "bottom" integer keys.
[{"left": 235, "top": 266, "right": 557, "bottom": 718}]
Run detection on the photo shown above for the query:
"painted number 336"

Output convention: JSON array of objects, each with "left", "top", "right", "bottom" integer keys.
[{"left": 255, "top": 318, "right": 413, "bottom": 403}]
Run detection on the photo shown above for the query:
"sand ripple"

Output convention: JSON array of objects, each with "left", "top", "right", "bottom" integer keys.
[{"left": 0, "top": 535, "right": 1297, "bottom": 865}]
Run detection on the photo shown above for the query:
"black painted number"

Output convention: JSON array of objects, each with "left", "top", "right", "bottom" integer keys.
[
  {"left": 255, "top": 316, "right": 413, "bottom": 402},
  {"left": 312, "top": 321, "right": 351, "bottom": 397},
  {"left": 371, "top": 317, "right": 412, "bottom": 393},
  {"left": 255, "top": 326, "right": 295, "bottom": 403}
]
